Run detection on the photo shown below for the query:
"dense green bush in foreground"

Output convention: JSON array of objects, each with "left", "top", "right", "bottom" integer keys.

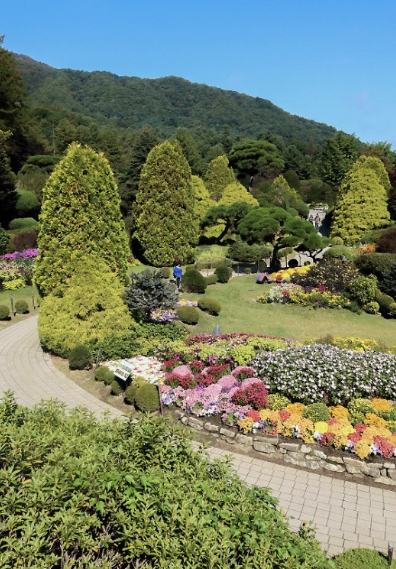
[{"left": 0, "top": 393, "right": 330, "bottom": 568}]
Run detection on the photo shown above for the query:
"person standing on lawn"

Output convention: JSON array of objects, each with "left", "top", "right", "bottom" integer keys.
[{"left": 173, "top": 262, "right": 182, "bottom": 289}]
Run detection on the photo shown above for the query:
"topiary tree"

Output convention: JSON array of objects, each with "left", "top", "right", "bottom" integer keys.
[
  {"left": 180, "top": 269, "right": 207, "bottom": 294},
  {"left": 214, "top": 265, "right": 231, "bottom": 283},
  {"left": 134, "top": 141, "right": 199, "bottom": 266},
  {"left": 38, "top": 254, "right": 135, "bottom": 358},
  {"left": 124, "top": 268, "right": 178, "bottom": 321},
  {"left": 204, "top": 155, "right": 236, "bottom": 201},
  {"left": 331, "top": 156, "right": 390, "bottom": 245},
  {"left": 34, "top": 143, "right": 129, "bottom": 297}
]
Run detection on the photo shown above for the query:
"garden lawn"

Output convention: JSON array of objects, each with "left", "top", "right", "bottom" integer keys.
[
  {"left": 183, "top": 274, "right": 396, "bottom": 345},
  {"left": 0, "top": 285, "right": 39, "bottom": 330}
]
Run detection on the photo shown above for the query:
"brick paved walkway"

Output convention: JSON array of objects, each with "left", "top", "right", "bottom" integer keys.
[{"left": 0, "top": 316, "right": 394, "bottom": 557}]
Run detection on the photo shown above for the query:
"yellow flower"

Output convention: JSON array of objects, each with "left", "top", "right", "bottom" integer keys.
[
  {"left": 285, "top": 403, "right": 305, "bottom": 416},
  {"left": 329, "top": 405, "right": 349, "bottom": 420},
  {"left": 237, "top": 417, "right": 254, "bottom": 434},
  {"left": 364, "top": 413, "right": 387, "bottom": 429},
  {"left": 354, "top": 441, "right": 371, "bottom": 459},
  {"left": 372, "top": 398, "right": 393, "bottom": 413},
  {"left": 341, "top": 425, "right": 355, "bottom": 436},
  {"left": 314, "top": 421, "right": 328, "bottom": 434}
]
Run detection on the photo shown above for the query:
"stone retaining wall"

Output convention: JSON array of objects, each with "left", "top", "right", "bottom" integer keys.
[{"left": 176, "top": 412, "right": 396, "bottom": 487}]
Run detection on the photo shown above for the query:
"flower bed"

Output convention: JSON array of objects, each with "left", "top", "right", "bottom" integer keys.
[
  {"left": 0, "top": 249, "right": 38, "bottom": 289},
  {"left": 257, "top": 283, "right": 351, "bottom": 309},
  {"left": 268, "top": 265, "right": 312, "bottom": 283}
]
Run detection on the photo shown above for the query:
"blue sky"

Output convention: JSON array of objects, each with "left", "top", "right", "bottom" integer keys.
[{"left": 3, "top": 0, "right": 396, "bottom": 148}]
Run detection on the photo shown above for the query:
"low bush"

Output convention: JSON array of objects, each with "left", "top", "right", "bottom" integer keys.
[
  {"left": 198, "top": 297, "right": 222, "bottom": 315},
  {"left": 0, "top": 228, "right": 10, "bottom": 255},
  {"left": 110, "top": 380, "right": 123, "bottom": 396},
  {"left": 176, "top": 306, "right": 200, "bottom": 325},
  {"left": 380, "top": 261, "right": 396, "bottom": 299},
  {"left": 14, "top": 299, "right": 29, "bottom": 314},
  {"left": 375, "top": 289, "right": 395, "bottom": 317},
  {"left": 205, "top": 274, "right": 218, "bottom": 285},
  {"left": 8, "top": 228, "right": 38, "bottom": 253},
  {"left": 376, "top": 227, "right": 396, "bottom": 254},
  {"left": 180, "top": 269, "right": 207, "bottom": 293},
  {"left": 363, "top": 301, "right": 380, "bottom": 314},
  {"left": 348, "top": 275, "right": 377, "bottom": 306},
  {"left": 348, "top": 398, "right": 375, "bottom": 424},
  {"left": 355, "top": 252, "right": 396, "bottom": 279},
  {"left": 303, "top": 402, "right": 330, "bottom": 423},
  {"left": 134, "top": 382, "right": 160, "bottom": 412},
  {"left": 333, "top": 547, "right": 396, "bottom": 569},
  {"left": 125, "top": 268, "right": 178, "bottom": 321},
  {"left": 323, "top": 245, "right": 353, "bottom": 261},
  {"left": 0, "top": 304, "right": 10, "bottom": 319},
  {"left": 0, "top": 394, "right": 330, "bottom": 568},
  {"left": 330, "top": 236, "right": 344, "bottom": 246},
  {"left": 96, "top": 333, "right": 138, "bottom": 361},
  {"left": 68, "top": 344, "right": 92, "bottom": 370},
  {"left": 160, "top": 267, "right": 170, "bottom": 279},
  {"left": 291, "top": 258, "right": 359, "bottom": 293},
  {"left": 124, "top": 376, "right": 148, "bottom": 405},
  {"left": 268, "top": 394, "right": 291, "bottom": 411},
  {"left": 94, "top": 365, "right": 114, "bottom": 385},
  {"left": 214, "top": 265, "right": 231, "bottom": 283},
  {"left": 8, "top": 217, "right": 39, "bottom": 230},
  {"left": 245, "top": 267, "right": 252, "bottom": 274}
]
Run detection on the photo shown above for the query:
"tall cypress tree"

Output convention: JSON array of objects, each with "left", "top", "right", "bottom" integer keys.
[
  {"left": 204, "top": 155, "right": 236, "bottom": 201},
  {"left": 134, "top": 141, "right": 199, "bottom": 266},
  {"left": 0, "top": 144, "right": 16, "bottom": 227},
  {"left": 34, "top": 143, "right": 129, "bottom": 297}
]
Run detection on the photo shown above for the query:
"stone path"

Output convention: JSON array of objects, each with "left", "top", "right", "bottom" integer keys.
[{"left": 0, "top": 316, "right": 395, "bottom": 557}]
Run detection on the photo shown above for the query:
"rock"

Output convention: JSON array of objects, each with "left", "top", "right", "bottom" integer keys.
[
  {"left": 322, "top": 462, "right": 345, "bottom": 473},
  {"left": 327, "top": 456, "right": 344, "bottom": 464},
  {"left": 375, "top": 476, "right": 396, "bottom": 486},
  {"left": 313, "top": 449, "right": 327, "bottom": 460},
  {"left": 253, "top": 435, "right": 278, "bottom": 445},
  {"left": 188, "top": 417, "right": 203, "bottom": 430},
  {"left": 220, "top": 428, "right": 236, "bottom": 438},
  {"left": 173, "top": 410, "right": 184, "bottom": 419},
  {"left": 388, "top": 470, "right": 396, "bottom": 481},
  {"left": 235, "top": 434, "right": 253, "bottom": 446},
  {"left": 362, "top": 465, "right": 381, "bottom": 478},
  {"left": 254, "top": 441, "right": 276, "bottom": 454},
  {"left": 288, "top": 451, "right": 306, "bottom": 461},
  {"left": 180, "top": 416, "right": 189, "bottom": 425},
  {"left": 284, "top": 455, "right": 307, "bottom": 468},
  {"left": 203, "top": 422, "right": 220, "bottom": 433},
  {"left": 345, "top": 463, "right": 364, "bottom": 475},
  {"left": 384, "top": 462, "right": 395, "bottom": 470},
  {"left": 300, "top": 445, "right": 312, "bottom": 454},
  {"left": 279, "top": 443, "right": 300, "bottom": 452}
]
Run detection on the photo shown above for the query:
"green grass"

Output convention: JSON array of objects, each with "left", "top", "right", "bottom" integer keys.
[
  {"left": 0, "top": 285, "right": 39, "bottom": 330},
  {"left": 182, "top": 275, "right": 396, "bottom": 345},
  {"left": 332, "top": 547, "right": 396, "bottom": 568}
]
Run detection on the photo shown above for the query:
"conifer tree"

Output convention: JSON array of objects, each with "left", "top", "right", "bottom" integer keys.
[
  {"left": 34, "top": 143, "right": 129, "bottom": 297},
  {"left": 0, "top": 144, "right": 16, "bottom": 227},
  {"left": 218, "top": 181, "right": 259, "bottom": 207},
  {"left": 134, "top": 141, "right": 199, "bottom": 266},
  {"left": 190, "top": 175, "right": 216, "bottom": 221},
  {"left": 331, "top": 156, "right": 390, "bottom": 245},
  {"left": 204, "top": 155, "right": 235, "bottom": 201}
]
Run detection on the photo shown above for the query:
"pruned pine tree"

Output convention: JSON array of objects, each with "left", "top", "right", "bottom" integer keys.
[
  {"left": 134, "top": 141, "right": 199, "bottom": 266},
  {"left": 34, "top": 143, "right": 129, "bottom": 297}
]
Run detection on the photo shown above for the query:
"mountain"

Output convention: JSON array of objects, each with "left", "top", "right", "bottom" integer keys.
[{"left": 15, "top": 54, "right": 336, "bottom": 144}]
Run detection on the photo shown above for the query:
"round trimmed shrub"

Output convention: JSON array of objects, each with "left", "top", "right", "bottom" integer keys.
[
  {"left": 214, "top": 265, "right": 230, "bottom": 283},
  {"left": 69, "top": 344, "right": 92, "bottom": 370},
  {"left": 355, "top": 252, "right": 396, "bottom": 279},
  {"left": 303, "top": 402, "right": 330, "bottom": 423},
  {"left": 363, "top": 301, "right": 380, "bottom": 315},
  {"left": 8, "top": 217, "right": 39, "bottom": 230},
  {"left": 267, "top": 394, "right": 291, "bottom": 411},
  {"left": 14, "top": 300, "right": 29, "bottom": 314},
  {"left": 176, "top": 306, "right": 200, "bottom": 325},
  {"left": 205, "top": 274, "right": 218, "bottom": 285},
  {"left": 245, "top": 267, "right": 251, "bottom": 274},
  {"left": 0, "top": 305, "right": 10, "bottom": 319},
  {"left": 323, "top": 245, "right": 353, "bottom": 261},
  {"left": 134, "top": 382, "right": 160, "bottom": 412},
  {"left": 330, "top": 236, "right": 344, "bottom": 246},
  {"left": 160, "top": 267, "right": 170, "bottom": 279},
  {"left": 180, "top": 269, "right": 207, "bottom": 293},
  {"left": 375, "top": 289, "right": 395, "bottom": 316},
  {"left": 348, "top": 398, "right": 375, "bottom": 424},
  {"left": 303, "top": 260, "right": 311, "bottom": 266},
  {"left": 389, "top": 302, "right": 396, "bottom": 318},
  {"left": 185, "top": 264, "right": 195, "bottom": 272},
  {"left": 124, "top": 376, "right": 148, "bottom": 405},
  {"left": 198, "top": 297, "right": 221, "bottom": 316},
  {"left": 333, "top": 547, "right": 392, "bottom": 569},
  {"left": 110, "top": 380, "right": 123, "bottom": 396},
  {"left": 94, "top": 365, "right": 114, "bottom": 385}
]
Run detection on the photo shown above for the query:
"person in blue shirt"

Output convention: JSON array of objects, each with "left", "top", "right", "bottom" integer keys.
[{"left": 173, "top": 262, "right": 182, "bottom": 289}]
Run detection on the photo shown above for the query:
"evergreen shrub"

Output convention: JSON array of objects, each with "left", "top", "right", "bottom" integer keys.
[
  {"left": 134, "top": 382, "right": 160, "bottom": 412},
  {"left": 375, "top": 289, "right": 395, "bottom": 317},
  {"left": 185, "top": 264, "right": 195, "bottom": 272},
  {"left": 303, "top": 402, "right": 330, "bottom": 423},
  {"left": 69, "top": 345, "right": 92, "bottom": 370},
  {"left": 9, "top": 229, "right": 38, "bottom": 252},
  {"left": 124, "top": 376, "right": 148, "bottom": 405},
  {"left": 94, "top": 366, "right": 114, "bottom": 385},
  {"left": 0, "top": 305, "right": 10, "bottom": 319},
  {"left": 330, "top": 236, "right": 344, "bottom": 246},
  {"left": 323, "top": 245, "right": 353, "bottom": 261},
  {"left": 160, "top": 267, "right": 170, "bottom": 279},
  {"left": 8, "top": 217, "right": 38, "bottom": 230},
  {"left": 333, "top": 547, "right": 394, "bottom": 569},
  {"left": 214, "top": 265, "right": 230, "bottom": 283},
  {"left": 0, "top": 228, "right": 10, "bottom": 255},
  {"left": 14, "top": 300, "right": 28, "bottom": 314},
  {"left": 125, "top": 269, "right": 178, "bottom": 321},
  {"left": 380, "top": 262, "right": 396, "bottom": 299},
  {"left": 198, "top": 297, "right": 221, "bottom": 315},
  {"left": 355, "top": 252, "right": 396, "bottom": 279},
  {"left": 205, "top": 274, "right": 218, "bottom": 285},
  {"left": 363, "top": 301, "right": 380, "bottom": 315},
  {"left": 389, "top": 303, "right": 396, "bottom": 318},
  {"left": 176, "top": 306, "right": 200, "bottom": 325},
  {"left": 110, "top": 380, "right": 123, "bottom": 396},
  {"left": 180, "top": 269, "right": 207, "bottom": 293},
  {"left": 348, "top": 275, "right": 377, "bottom": 306},
  {"left": 96, "top": 333, "right": 138, "bottom": 361},
  {"left": 376, "top": 228, "right": 396, "bottom": 254},
  {"left": 245, "top": 268, "right": 251, "bottom": 274}
]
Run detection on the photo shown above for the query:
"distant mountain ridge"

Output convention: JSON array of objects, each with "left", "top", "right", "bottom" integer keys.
[{"left": 14, "top": 53, "right": 337, "bottom": 143}]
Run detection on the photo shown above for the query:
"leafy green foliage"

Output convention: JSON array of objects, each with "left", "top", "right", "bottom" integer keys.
[
  {"left": 94, "top": 365, "right": 114, "bottom": 384},
  {"left": 323, "top": 245, "right": 353, "bottom": 261},
  {"left": 320, "top": 131, "right": 360, "bottom": 188},
  {"left": 380, "top": 262, "right": 396, "bottom": 299},
  {"left": 0, "top": 304, "right": 10, "bottom": 319},
  {"left": 228, "top": 240, "right": 268, "bottom": 263},
  {"left": 0, "top": 146, "right": 17, "bottom": 226},
  {"left": 68, "top": 344, "right": 93, "bottom": 370},
  {"left": 201, "top": 201, "right": 253, "bottom": 243},
  {"left": 134, "top": 141, "right": 199, "bottom": 266},
  {"left": 0, "top": 228, "right": 9, "bottom": 255},
  {"left": 375, "top": 289, "right": 395, "bottom": 317},
  {"left": 205, "top": 274, "right": 218, "bottom": 285},
  {"left": 219, "top": 181, "right": 259, "bottom": 207},
  {"left": 15, "top": 189, "right": 39, "bottom": 217},
  {"left": 180, "top": 269, "right": 207, "bottom": 293},
  {"left": 214, "top": 265, "right": 231, "bottom": 283},
  {"left": 110, "top": 379, "right": 123, "bottom": 396},
  {"left": 0, "top": 393, "right": 331, "bottom": 567},
  {"left": 134, "top": 382, "right": 160, "bottom": 412},
  {"left": 14, "top": 299, "right": 28, "bottom": 314},
  {"left": 198, "top": 296, "right": 222, "bottom": 315},
  {"left": 34, "top": 143, "right": 129, "bottom": 297},
  {"left": 38, "top": 255, "right": 135, "bottom": 358},
  {"left": 176, "top": 305, "right": 200, "bottom": 324},
  {"left": 333, "top": 547, "right": 396, "bottom": 569},
  {"left": 354, "top": 252, "right": 396, "bottom": 279},
  {"left": 229, "top": 139, "right": 284, "bottom": 178},
  {"left": 348, "top": 275, "right": 377, "bottom": 306},
  {"left": 190, "top": 175, "right": 216, "bottom": 223},
  {"left": 303, "top": 402, "right": 330, "bottom": 423},
  {"left": 125, "top": 268, "right": 178, "bottom": 321},
  {"left": 8, "top": 217, "right": 38, "bottom": 230},
  {"left": 292, "top": 258, "right": 359, "bottom": 293},
  {"left": 331, "top": 156, "right": 390, "bottom": 245},
  {"left": 204, "top": 154, "right": 236, "bottom": 201}
]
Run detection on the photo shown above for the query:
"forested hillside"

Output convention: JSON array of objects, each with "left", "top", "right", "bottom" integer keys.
[{"left": 15, "top": 54, "right": 336, "bottom": 143}]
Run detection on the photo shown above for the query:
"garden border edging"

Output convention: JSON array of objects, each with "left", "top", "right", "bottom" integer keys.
[{"left": 175, "top": 411, "right": 396, "bottom": 487}]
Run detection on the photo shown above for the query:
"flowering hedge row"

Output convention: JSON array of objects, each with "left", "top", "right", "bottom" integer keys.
[
  {"left": 256, "top": 283, "right": 351, "bottom": 309},
  {"left": 268, "top": 265, "right": 312, "bottom": 283}
]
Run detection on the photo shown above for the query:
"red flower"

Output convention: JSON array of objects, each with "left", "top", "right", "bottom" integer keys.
[
  {"left": 327, "top": 418, "right": 338, "bottom": 425},
  {"left": 247, "top": 410, "right": 260, "bottom": 422},
  {"left": 354, "top": 424, "right": 367, "bottom": 434},
  {"left": 231, "top": 382, "right": 268, "bottom": 410},
  {"left": 374, "top": 436, "right": 395, "bottom": 459},
  {"left": 279, "top": 410, "right": 291, "bottom": 421},
  {"left": 347, "top": 432, "right": 361, "bottom": 443},
  {"left": 195, "top": 373, "right": 216, "bottom": 388},
  {"left": 319, "top": 432, "right": 334, "bottom": 446}
]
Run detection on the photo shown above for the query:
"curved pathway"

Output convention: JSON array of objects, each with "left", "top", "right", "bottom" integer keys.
[{"left": 0, "top": 316, "right": 395, "bottom": 557}]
